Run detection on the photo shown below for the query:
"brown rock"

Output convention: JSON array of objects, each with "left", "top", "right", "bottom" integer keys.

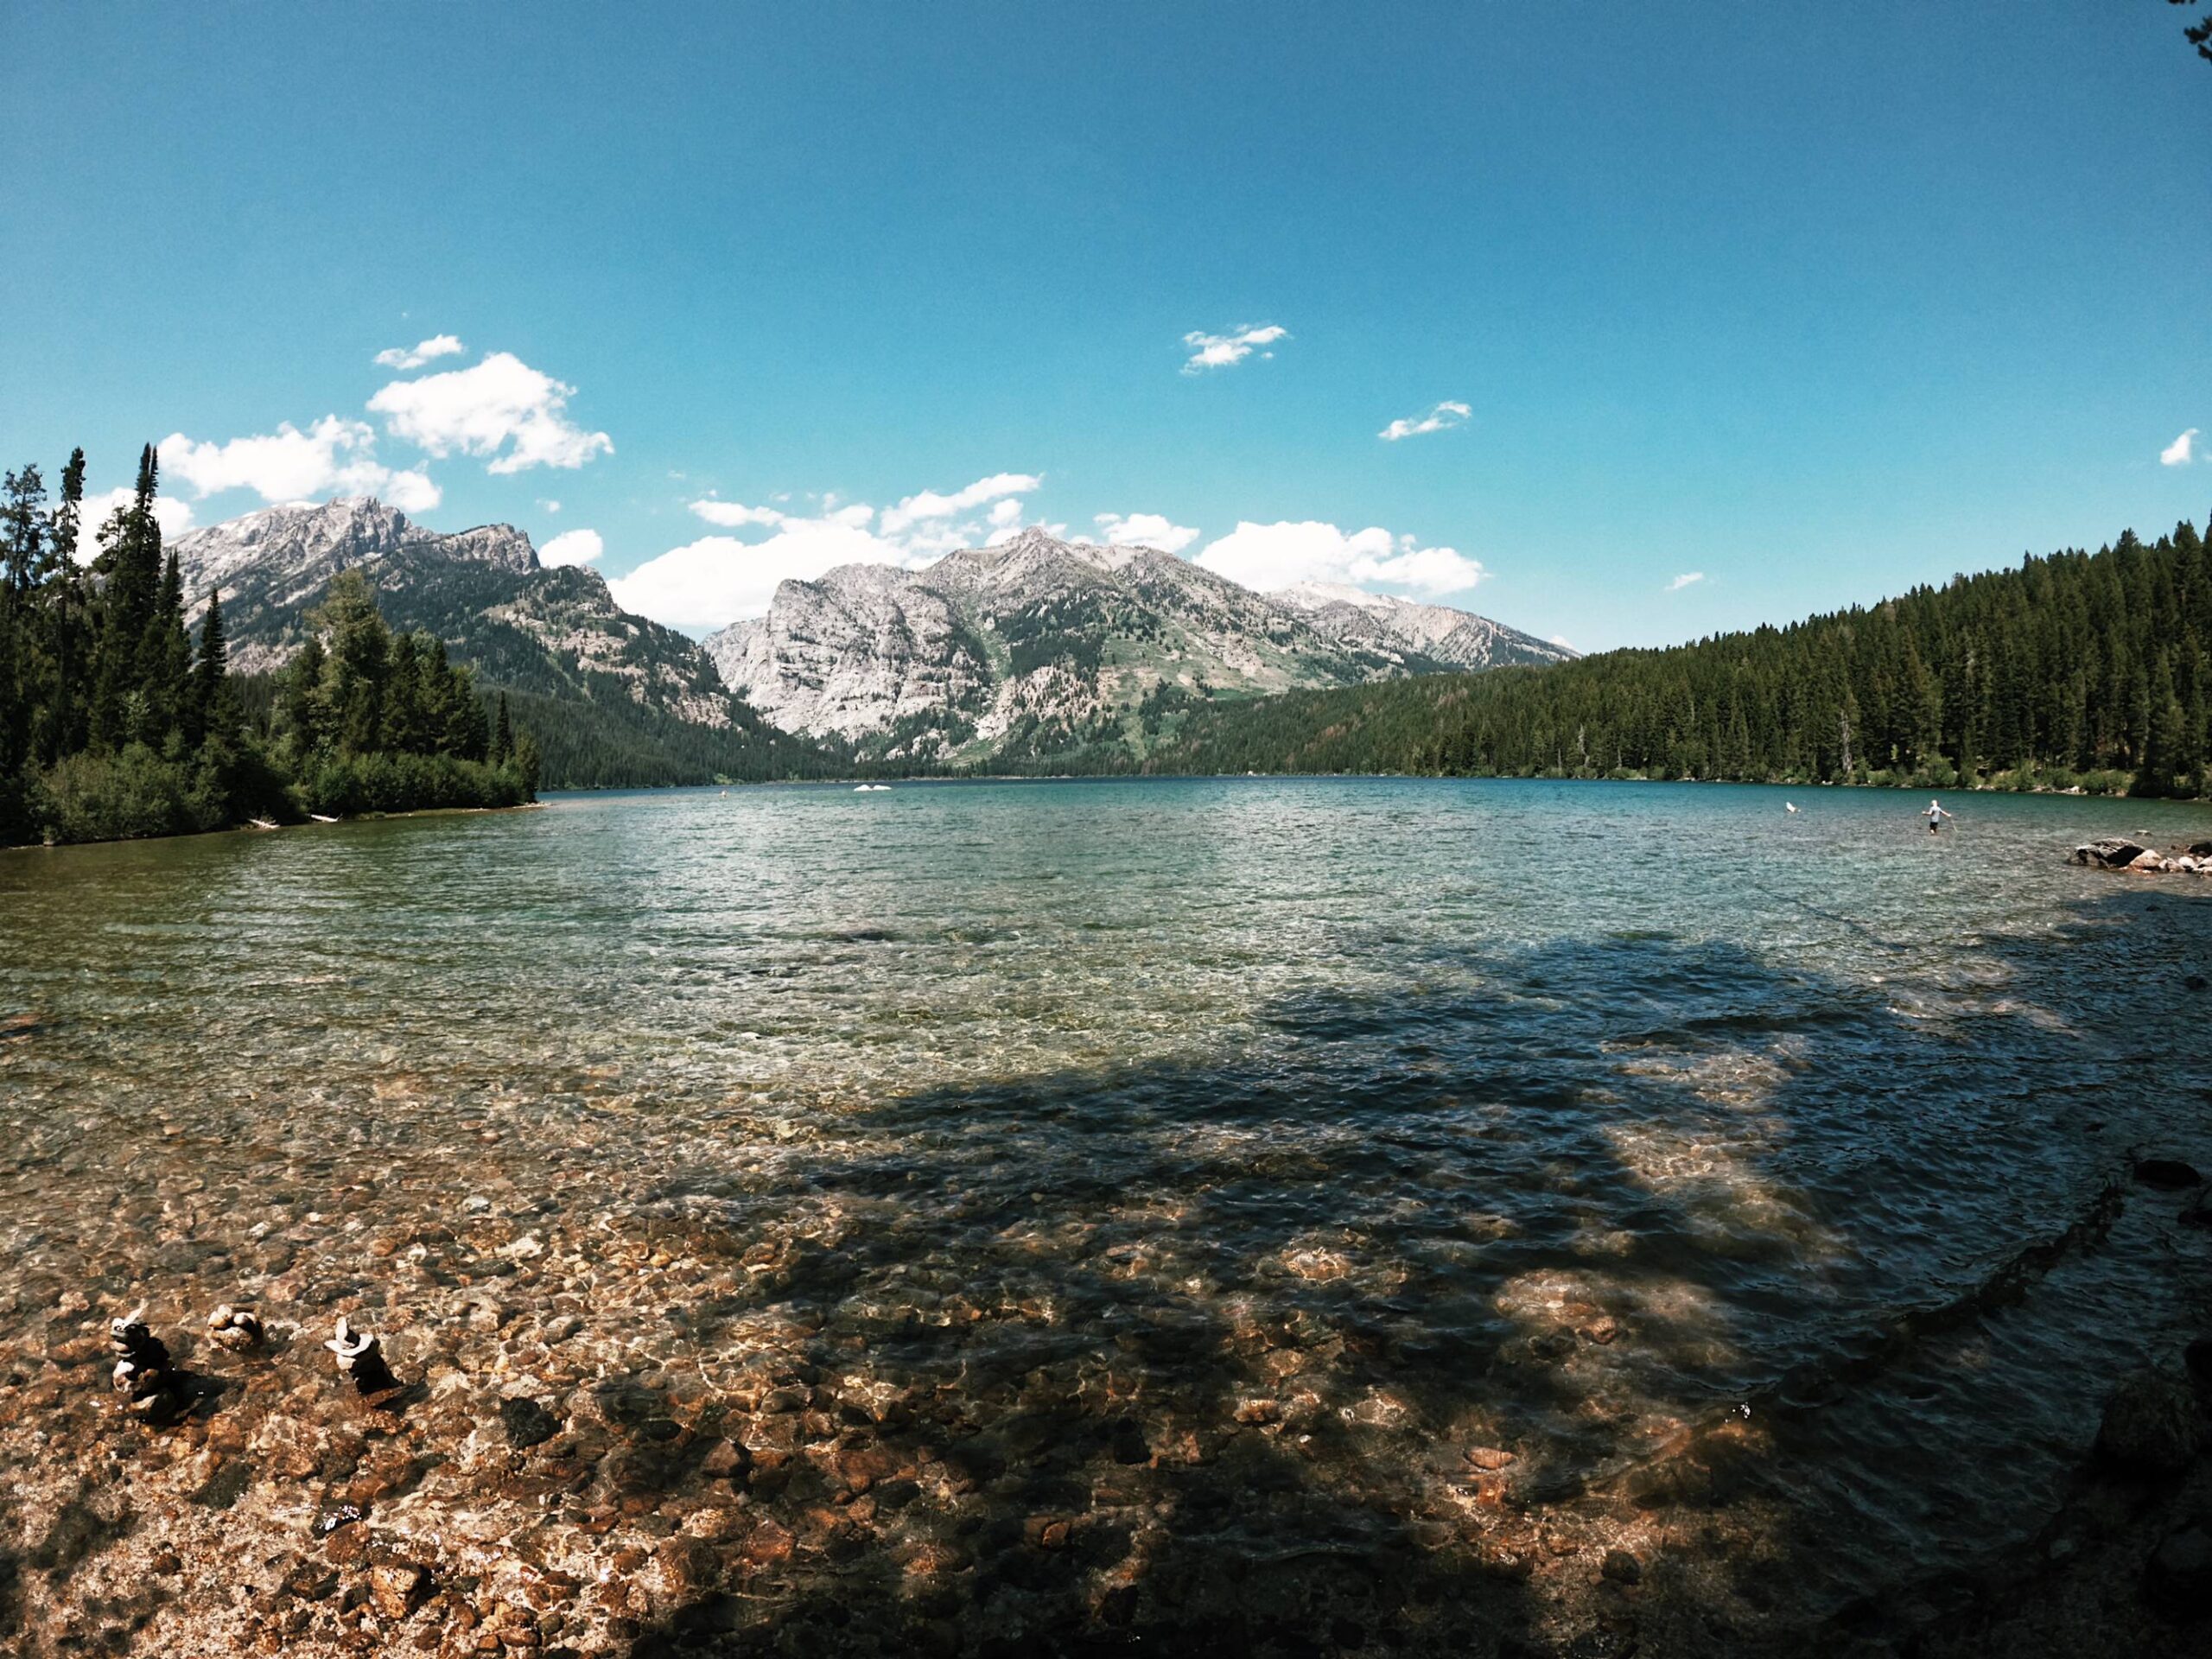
[
  {"left": 1464, "top": 1446, "right": 1516, "bottom": 1471},
  {"left": 741, "top": 1516, "right": 794, "bottom": 1567},
  {"left": 369, "top": 1563, "right": 431, "bottom": 1621},
  {"left": 1234, "top": 1398, "right": 1281, "bottom": 1425}
]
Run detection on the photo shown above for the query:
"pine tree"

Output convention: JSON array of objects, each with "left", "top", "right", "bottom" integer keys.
[
  {"left": 514, "top": 730, "right": 541, "bottom": 799},
  {"left": 313, "top": 569, "right": 391, "bottom": 754},
  {"left": 88, "top": 445, "right": 164, "bottom": 750},
  {"left": 490, "top": 692, "right": 513, "bottom": 767},
  {"left": 36, "top": 450, "right": 90, "bottom": 763},
  {"left": 186, "top": 588, "right": 229, "bottom": 749},
  {"left": 281, "top": 636, "right": 330, "bottom": 757},
  {"left": 141, "top": 546, "right": 191, "bottom": 748}
]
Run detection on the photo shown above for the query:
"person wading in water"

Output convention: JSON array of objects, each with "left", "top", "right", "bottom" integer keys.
[{"left": 1924, "top": 799, "right": 1953, "bottom": 835}]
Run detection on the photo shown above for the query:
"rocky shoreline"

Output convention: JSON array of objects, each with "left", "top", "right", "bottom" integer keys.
[
  {"left": 4, "top": 1143, "right": 2211, "bottom": 1659},
  {"left": 2071, "top": 836, "right": 2212, "bottom": 876}
]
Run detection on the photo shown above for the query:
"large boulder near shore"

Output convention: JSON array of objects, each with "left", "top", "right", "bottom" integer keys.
[
  {"left": 2073, "top": 836, "right": 2149, "bottom": 868},
  {"left": 2096, "top": 1370, "right": 2204, "bottom": 1476},
  {"left": 2190, "top": 840, "right": 2212, "bottom": 857}
]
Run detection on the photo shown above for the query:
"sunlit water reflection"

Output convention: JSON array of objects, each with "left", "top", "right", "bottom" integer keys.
[{"left": 4, "top": 778, "right": 2211, "bottom": 1654}]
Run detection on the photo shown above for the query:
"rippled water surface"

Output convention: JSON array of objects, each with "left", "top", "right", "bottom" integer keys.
[{"left": 5, "top": 777, "right": 2212, "bottom": 1655}]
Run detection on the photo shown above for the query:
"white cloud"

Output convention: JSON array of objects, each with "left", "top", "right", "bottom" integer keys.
[
  {"left": 2162, "top": 429, "right": 2199, "bottom": 467},
  {"left": 1181, "top": 323, "right": 1288, "bottom": 373},
  {"left": 368, "top": 351, "right": 612, "bottom": 474},
  {"left": 538, "top": 499, "right": 562, "bottom": 514},
  {"left": 1667, "top": 572, "right": 1705, "bottom": 591},
  {"left": 880, "top": 472, "right": 1042, "bottom": 535},
  {"left": 610, "top": 518, "right": 897, "bottom": 632},
  {"left": 382, "top": 468, "right": 441, "bottom": 512},
  {"left": 690, "top": 498, "right": 792, "bottom": 529},
  {"left": 539, "top": 528, "right": 604, "bottom": 568},
  {"left": 1094, "top": 511, "right": 1199, "bottom": 554},
  {"left": 616, "top": 473, "right": 1065, "bottom": 630},
  {"left": 159, "top": 416, "right": 442, "bottom": 512},
  {"left": 79, "top": 487, "right": 194, "bottom": 556},
  {"left": 1195, "top": 520, "right": 1485, "bottom": 598},
  {"left": 373, "top": 334, "right": 464, "bottom": 371},
  {"left": 1379, "top": 400, "right": 1471, "bottom": 442}
]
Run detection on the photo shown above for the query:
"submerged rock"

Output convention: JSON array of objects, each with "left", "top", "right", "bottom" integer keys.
[
  {"left": 2133, "top": 1158, "right": 2203, "bottom": 1191},
  {"left": 2095, "top": 1370, "right": 2203, "bottom": 1475},
  {"left": 2147, "top": 1525, "right": 2212, "bottom": 1621}
]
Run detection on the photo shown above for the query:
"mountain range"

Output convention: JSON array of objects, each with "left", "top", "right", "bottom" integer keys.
[
  {"left": 702, "top": 528, "right": 1570, "bottom": 764},
  {"left": 171, "top": 499, "right": 1569, "bottom": 779},
  {"left": 172, "top": 499, "right": 827, "bottom": 785}
]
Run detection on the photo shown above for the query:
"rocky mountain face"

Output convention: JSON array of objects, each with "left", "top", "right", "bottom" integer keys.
[
  {"left": 703, "top": 529, "right": 1570, "bottom": 763},
  {"left": 1270, "top": 581, "right": 1573, "bottom": 673},
  {"left": 174, "top": 498, "right": 737, "bottom": 730}
]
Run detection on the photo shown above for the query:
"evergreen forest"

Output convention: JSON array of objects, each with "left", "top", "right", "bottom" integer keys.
[{"left": 1123, "top": 518, "right": 2212, "bottom": 796}]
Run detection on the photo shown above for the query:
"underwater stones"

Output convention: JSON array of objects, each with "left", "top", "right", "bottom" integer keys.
[
  {"left": 2148, "top": 1524, "right": 2212, "bottom": 1621},
  {"left": 325, "top": 1318, "right": 399, "bottom": 1395},
  {"left": 499, "top": 1395, "right": 562, "bottom": 1449},
  {"left": 740, "top": 1516, "right": 794, "bottom": 1568},
  {"left": 1465, "top": 1446, "right": 1517, "bottom": 1472},
  {"left": 2133, "top": 1158, "right": 2203, "bottom": 1191},
  {"left": 206, "top": 1303, "right": 264, "bottom": 1351},
  {"left": 2095, "top": 1370, "right": 2203, "bottom": 1475},
  {"left": 1601, "top": 1548, "right": 1643, "bottom": 1585},
  {"left": 367, "top": 1561, "right": 431, "bottom": 1621}
]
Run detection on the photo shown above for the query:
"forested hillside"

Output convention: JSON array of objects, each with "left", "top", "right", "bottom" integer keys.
[{"left": 1131, "top": 519, "right": 2212, "bottom": 797}]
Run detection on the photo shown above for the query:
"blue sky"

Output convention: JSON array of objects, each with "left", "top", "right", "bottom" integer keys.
[{"left": 3, "top": 2, "right": 2206, "bottom": 651}]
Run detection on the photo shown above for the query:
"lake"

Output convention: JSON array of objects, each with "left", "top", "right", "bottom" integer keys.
[{"left": 4, "top": 777, "right": 2211, "bottom": 1656}]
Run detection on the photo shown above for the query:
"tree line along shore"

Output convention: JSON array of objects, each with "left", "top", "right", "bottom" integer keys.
[
  {"left": 1097, "top": 517, "right": 2212, "bottom": 795},
  {"left": 9, "top": 444, "right": 2211, "bottom": 845},
  {"left": 1, "top": 447, "right": 538, "bottom": 848}
]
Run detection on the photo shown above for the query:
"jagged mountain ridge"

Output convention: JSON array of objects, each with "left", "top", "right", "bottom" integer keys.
[
  {"left": 173, "top": 498, "right": 735, "bottom": 728},
  {"left": 703, "top": 529, "right": 1571, "bottom": 762},
  {"left": 1270, "top": 581, "right": 1573, "bottom": 672}
]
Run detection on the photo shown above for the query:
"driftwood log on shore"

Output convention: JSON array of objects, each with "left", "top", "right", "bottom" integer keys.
[{"left": 2072, "top": 837, "right": 2212, "bottom": 875}]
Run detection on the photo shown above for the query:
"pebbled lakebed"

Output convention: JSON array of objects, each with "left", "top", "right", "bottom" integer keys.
[{"left": 3, "top": 777, "right": 2211, "bottom": 1657}]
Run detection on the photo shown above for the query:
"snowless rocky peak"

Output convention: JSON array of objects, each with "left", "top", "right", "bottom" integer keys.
[
  {"left": 171, "top": 496, "right": 537, "bottom": 604},
  {"left": 702, "top": 521, "right": 1571, "bottom": 763},
  {"left": 1273, "top": 579, "right": 1577, "bottom": 664}
]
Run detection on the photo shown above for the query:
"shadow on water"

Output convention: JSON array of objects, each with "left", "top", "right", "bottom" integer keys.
[{"left": 616, "top": 892, "right": 2212, "bottom": 1659}]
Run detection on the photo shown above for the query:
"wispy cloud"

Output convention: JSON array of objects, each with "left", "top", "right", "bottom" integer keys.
[
  {"left": 2162, "top": 428, "right": 2199, "bottom": 467},
  {"left": 373, "top": 334, "right": 464, "bottom": 371},
  {"left": 369, "top": 351, "right": 611, "bottom": 474},
  {"left": 1181, "top": 323, "right": 1288, "bottom": 374},
  {"left": 162, "top": 416, "right": 440, "bottom": 512},
  {"left": 539, "top": 528, "right": 604, "bottom": 568},
  {"left": 880, "top": 472, "right": 1043, "bottom": 535},
  {"left": 1094, "top": 512, "right": 1199, "bottom": 555},
  {"left": 1667, "top": 572, "right": 1705, "bottom": 592},
  {"left": 1379, "top": 400, "right": 1471, "bottom": 442}
]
